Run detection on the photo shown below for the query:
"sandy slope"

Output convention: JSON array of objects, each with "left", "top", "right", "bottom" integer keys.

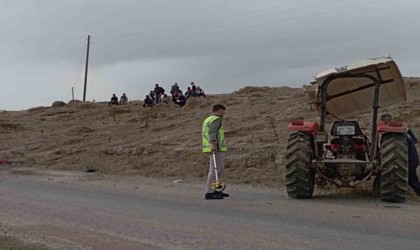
[{"left": 1, "top": 78, "right": 420, "bottom": 189}]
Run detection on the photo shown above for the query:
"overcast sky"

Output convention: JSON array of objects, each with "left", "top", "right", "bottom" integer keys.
[{"left": 0, "top": 0, "right": 419, "bottom": 110}]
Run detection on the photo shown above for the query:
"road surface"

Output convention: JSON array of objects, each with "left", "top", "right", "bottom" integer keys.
[{"left": 0, "top": 168, "right": 419, "bottom": 249}]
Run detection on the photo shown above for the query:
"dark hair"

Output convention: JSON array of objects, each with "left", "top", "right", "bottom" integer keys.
[
  {"left": 212, "top": 104, "right": 226, "bottom": 112},
  {"left": 381, "top": 113, "right": 393, "bottom": 122}
]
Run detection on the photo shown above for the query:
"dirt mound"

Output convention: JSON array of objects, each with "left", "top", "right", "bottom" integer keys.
[
  {"left": 184, "top": 97, "right": 209, "bottom": 109},
  {"left": 67, "top": 100, "right": 82, "bottom": 106},
  {"left": 236, "top": 86, "right": 271, "bottom": 95},
  {"left": 52, "top": 101, "right": 66, "bottom": 107}
]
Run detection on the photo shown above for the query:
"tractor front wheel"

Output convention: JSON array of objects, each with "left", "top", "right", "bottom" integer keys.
[
  {"left": 379, "top": 133, "right": 408, "bottom": 203},
  {"left": 285, "top": 132, "right": 315, "bottom": 199}
]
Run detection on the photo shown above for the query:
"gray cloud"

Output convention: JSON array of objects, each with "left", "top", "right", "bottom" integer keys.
[{"left": 1, "top": 0, "right": 419, "bottom": 110}]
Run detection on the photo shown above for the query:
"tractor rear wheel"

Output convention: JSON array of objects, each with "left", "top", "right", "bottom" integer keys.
[
  {"left": 285, "top": 132, "right": 315, "bottom": 199},
  {"left": 379, "top": 133, "right": 408, "bottom": 203}
]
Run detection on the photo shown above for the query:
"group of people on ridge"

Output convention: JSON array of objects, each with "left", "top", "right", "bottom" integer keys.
[
  {"left": 143, "top": 82, "right": 206, "bottom": 108},
  {"left": 109, "top": 93, "right": 128, "bottom": 105},
  {"left": 107, "top": 82, "right": 206, "bottom": 108}
]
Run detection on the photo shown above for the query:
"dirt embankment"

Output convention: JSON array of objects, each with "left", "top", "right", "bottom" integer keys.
[{"left": 1, "top": 78, "right": 420, "bottom": 188}]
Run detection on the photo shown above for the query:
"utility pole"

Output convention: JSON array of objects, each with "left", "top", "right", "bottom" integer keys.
[
  {"left": 71, "top": 87, "right": 74, "bottom": 100},
  {"left": 83, "top": 35, "right": 91, "bottom": 101}
]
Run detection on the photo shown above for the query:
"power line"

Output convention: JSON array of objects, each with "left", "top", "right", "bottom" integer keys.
[
  {"left": 70, "top": 43, "right": 88, "bottom": 101},
  {"left": 72, "top": 44, "right": 87, "bottom": 88}
]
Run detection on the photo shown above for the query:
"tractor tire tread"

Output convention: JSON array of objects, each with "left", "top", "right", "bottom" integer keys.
[
  {"left": 380, "top": 133, "right": 409, "bottom": 203},
  {"left": 285, "top": 132, "right": 315, "bottom": 199}
]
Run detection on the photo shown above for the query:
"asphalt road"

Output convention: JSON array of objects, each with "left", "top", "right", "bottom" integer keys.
[{"left": 1, "top": 168, "right": 419, "bottom": 250}]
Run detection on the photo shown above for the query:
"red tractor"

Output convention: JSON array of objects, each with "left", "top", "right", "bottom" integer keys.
[{"left": 286, "top": 56, "right": 409, "bottom": 202}]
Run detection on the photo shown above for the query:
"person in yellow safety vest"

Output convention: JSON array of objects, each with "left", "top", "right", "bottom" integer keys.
[{"left": 202, "top": 104, "right": 228, "bottom": 200}]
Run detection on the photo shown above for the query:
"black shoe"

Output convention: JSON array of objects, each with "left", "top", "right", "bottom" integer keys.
[
  {"left": 205, "top": 192, "right": 224, "bottom": 200},
  {"left": 215, "top": 191, "right": 229, "bottom": 197}
]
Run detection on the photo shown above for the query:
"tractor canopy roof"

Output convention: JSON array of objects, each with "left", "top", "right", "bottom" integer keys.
[{"left": 310, "top": 56, "right": 406, "bottom": 121}]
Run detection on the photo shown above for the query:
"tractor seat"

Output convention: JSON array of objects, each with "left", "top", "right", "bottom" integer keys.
[{"left": 330, "top": 121, "right": 366, "bottom": 149}]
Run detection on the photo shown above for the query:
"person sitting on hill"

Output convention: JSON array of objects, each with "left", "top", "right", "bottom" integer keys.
[
  {"left": 197, "top": 86, "right": 206, "bottom": 97},
  {"left": 109, "top": 94, "right": 119, "bottom": 105},
  {"left": 119, "top": 93, "right": 128, "bottom": 104},
  {"left": 190, "top": 82, "right": 198, "bottom": 97},
  {"left": 173, "top": 90, "right": 183, "bottom": 103},
  {"left": 185, "top": 87, "right": 192, "bottom": 99},
  {"left": 175, "top": 91, "right": 186, "bottom": 107},
  {"left": 162, "top": 94, "right": 170, "bottom": 104},
  {"left": 149, "top": 91, "right": 155, "bottom": 103},
  {"left": 143, "top": 95, "right": 154, "bottom": 107}
]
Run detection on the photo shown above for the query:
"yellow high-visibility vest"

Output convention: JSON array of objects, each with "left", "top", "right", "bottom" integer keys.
[{"left": 202, "top": 115, "right": 227, "bottom": 152}]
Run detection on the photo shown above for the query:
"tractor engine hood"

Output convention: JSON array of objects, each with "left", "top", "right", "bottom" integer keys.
[{"left": 310, "top": 56, "right": 407, "bottom": 121}]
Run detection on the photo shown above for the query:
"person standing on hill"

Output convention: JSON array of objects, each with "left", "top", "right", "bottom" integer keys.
[
  {"left": 202, "top": 104, "right": 229, "bottom": 200},
  {"left": 154, "top": 84, "right": 164, "bottom": 103},
  {"left": 170, "top": 82, "right": 179, "bottom": 103}
]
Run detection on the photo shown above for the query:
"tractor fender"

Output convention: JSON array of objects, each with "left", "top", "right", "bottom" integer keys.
[
  {"left": 288, "top": 121, "right": 319, "bottom": 133},
  {"left": 377, "top": 121, "right": 408, "bottom": 133},
  {"left": 288, "top": 121, "right": 320, "bottom": 158}
]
